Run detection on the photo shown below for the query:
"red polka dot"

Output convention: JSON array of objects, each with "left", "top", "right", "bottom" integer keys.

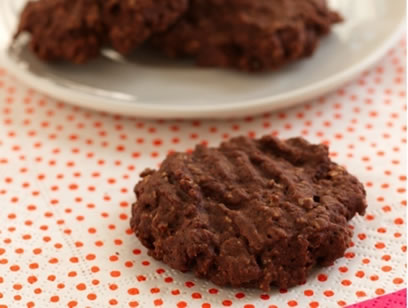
[
  {"left": 109, "top": 299, "right": 118, "bottom": 305},
  {"left": 163, "top": 277, "right": 172, "bottom": 283},
  {"left": 376, "top": 288, "right": 385, "bottom": 296},
  {"left": 375, "top": 242, "right": 386, "bottom": 249},
  {"left": 382, "top": 254, "right": 391, "bottom": 261},
  {"left": 50, "top": 296, "right": 59, "bottom": 303},
  {"left": 393, "top": 277, "right": 404, "bottom": 284},
  {"left": 324, "top": 290, "right": 334, "bottom": 297},
  {"left": 76, "top": 283, "right": 86, "bottom": 291},
  {"left": 394, "top": 218, "right": 404, "bottom": 225},
  {"left": 358, "top": 233, "right": 367, "bottom": 240},
  {"left": 171, "top": 289, "right": 180, "bottom": 296},
  {"left": 153, "top": 299, "right": 163, "bottom": 306},
  {"left": 191, "top": 293, "right": 201, "bottom": 299},
  {"left": 318, "top": 274, "right": 328, "bottom": 281},
  {"left": 87, "top": 294, "right": 97, "bottom": 300},
  {"left": 355, "top": 271, "right": 365, "bottom": 278},
  {"left": 128, "top": 288, "right": 139, "bottom": 295},
  {"left": 235, "top": 292, "right": 245, "bottom": 299},
  {"left": 110, "top": 271, "right": 121, "bottom": 277},
  {"left": 382, "top": 265, "right": 392, "bottom": 272},
  {"left": 304, "top": 290, "right": 314, "bottom": 296}
]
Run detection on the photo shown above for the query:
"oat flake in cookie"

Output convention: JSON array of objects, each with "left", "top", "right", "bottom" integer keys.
[
  {"left": 131, "top": 136, "right": 367, "bottom": 291},
  {"left": 151, "top": 0, "right": 342, "bottom": 72}
]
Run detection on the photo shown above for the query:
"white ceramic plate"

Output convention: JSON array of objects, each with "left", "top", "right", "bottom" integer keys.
[{"left": 0, "top": 0, "right": 405, "bottom": 119}]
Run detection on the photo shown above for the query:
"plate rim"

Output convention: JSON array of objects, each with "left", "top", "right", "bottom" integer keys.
[{"left": 0, "top": 5, "right": 405, "bottom": 119}]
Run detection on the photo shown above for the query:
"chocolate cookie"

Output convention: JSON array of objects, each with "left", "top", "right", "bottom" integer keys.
[
  {"left": 103, "top": 0, "right": 189, "bottom": 55},
  {"left": 16, "top": 0, "right": 188, "bottom": 63},
  {"left": 15, "top": 0, "right": 104, "bottom": 64},
  {"left": 131, "top": 136, "right": 367, "bottom": 291},
  {"left": 151, "top": 0, "right": 342, "bottom": 72}
]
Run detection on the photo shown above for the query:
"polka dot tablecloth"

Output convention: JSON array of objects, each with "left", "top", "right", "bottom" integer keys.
[{"left": 0, "top": 38, "right": 406, "bottom": 308}]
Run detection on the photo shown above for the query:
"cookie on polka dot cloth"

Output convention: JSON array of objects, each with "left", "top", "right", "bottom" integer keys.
[{"left": 131, "top": 135, "right": 367, "bottom": 290}]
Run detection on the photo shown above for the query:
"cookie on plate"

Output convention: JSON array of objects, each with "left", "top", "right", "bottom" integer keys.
[
  {"left": 16, "top": 0, "right": 189, "bottom": 63},
  {"left": 130, "top": 135, "right": 367, "bottom": 291},
  {"left": 151, "top": 0, "right": 342, "bottom": 72},
  {"left": 15, "top": 0, "right": 104, "bottom": 64}
]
